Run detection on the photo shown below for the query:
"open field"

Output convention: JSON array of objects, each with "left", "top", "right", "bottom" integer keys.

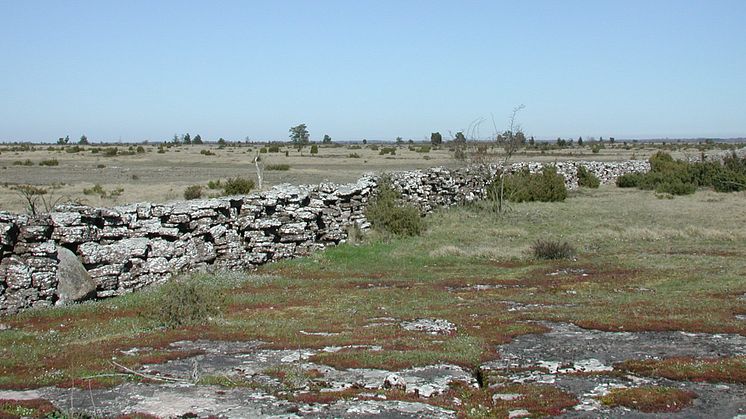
[
  {"left": 1, "top": 184, "right": 745, "bottom": 417},
  {"left": 0, "top": 141, "right": 737, "bottom": 213}
]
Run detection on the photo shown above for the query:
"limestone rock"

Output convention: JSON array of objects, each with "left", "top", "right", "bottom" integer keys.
[{"left": 55, "top": 246, "right": 96, "bottom": 304}]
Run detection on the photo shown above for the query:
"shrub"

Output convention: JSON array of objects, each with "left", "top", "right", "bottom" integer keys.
[
  {"left": 416, "top": 146, "right": 431, "bottom": 153},
  {"left": 148, "top": 276, "right": 225, "bottom": 328},
  {"left": 365, "top": 177, "right": 424, "bottom": 236},
  {"left": 494, "top": 166, "right": 567, "bottom": 203},
  {"left": 259, "top": 147, "right": 268, "bottom": 153},
  {"left": 136, "top": 145, "right": 146, "bottom": 153},
  {"left": 379, "top": 147, "right": 396, "bottom": 156},
  {"left": 207, "top": 179, "right": 222, "bottom": 189},
  {"left": 348, "top": 153, "right": 361, "bottom": 158},
  {"left": 96, "top": 164, "right": 106, "bottom": 169},
  {"left": 616, "top": 173, "right": 642, "bottom": 188},
  {"left": 655, "top": 180, "right": 696, "bottom": 195},
  {"left": 103, "top": 147, "right": 118, "bottom": 157},
  {"left": 267, "top": 145, "right": 280, "bottom": 153},
  {"left": 532, "top": 239, "right": 575, "bottom": 260},
  {"left": 13, "top": 159, "right": 33, "bottom": 166},
  {"left": 223, "top": 177, "right": 255, "bottom": 195},
  {"left": 65, "top": 145, "right": 84, "bottom": 153},
  {"left": 266, "top": 164, "right": 290, "bottom": 171},
  {"left": 577, "top": 166, "right": 600, "bottom": 188},
  {"left": 184, "top": 185, "right": 203, "bottom": 200},
  {"left": 310, "top": 144, "right": 318, "bottom": 154},
  {"left": 200, "top": 149, "right": 216, "bottom": 156},
  {"left": 38, "top": 159, "right": 59, "bottom": 166}
]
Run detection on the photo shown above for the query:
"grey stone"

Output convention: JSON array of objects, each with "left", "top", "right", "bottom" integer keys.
[{"left": 55, "top": 246, "right": 96, "bottom": 304}]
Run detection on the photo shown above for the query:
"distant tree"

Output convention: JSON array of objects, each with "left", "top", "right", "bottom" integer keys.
[
  {"left": 362, "top": 139, "right": 368, "bottom": 145},
  {"left": 183, "top": 133, "right": 192, "bottom": 145},
  {"left": 192, "top": 134, "right": 203, "bottom": 145},
  {"left": 217, "top": 138, "right": 227, "bottom": 146},
  {"left": 528, "top": 136, "right": 535, "bottom": 147},
  {"left": 408, "top": 139, "right": 414, "bottom": 144},
  {"left": 430, "top": 132, "right": 443, "bottom": 146},
  {"left": 609, "top": 137, "right": 615, "bottom": 143},
  {"left": 57, "top": 136, "right": 70, "bottom": 145},
  {"left": 577, "top": 136, "right": 584, "bottom": 147},
  {"left": 395, "top": 136, "right": 404, "bottom": 145},
  {"left": 289, "top": 123, "right": 310, "bottom": 150},
  {"left": 453, "top": 131, "right": 467, "bottom": 161},
  {"left": 79, "top": 135, "right": 89, "bottom": 145},
  {"left": 322, "top": 134, "right": 332, "bottom": 144}
]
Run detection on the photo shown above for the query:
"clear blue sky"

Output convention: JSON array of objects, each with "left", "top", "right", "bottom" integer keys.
[{"left": 1, "top": 0, "right": 745, "bottom": 142}]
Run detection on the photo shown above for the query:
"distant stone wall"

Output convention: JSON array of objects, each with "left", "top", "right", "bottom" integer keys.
[{"left": 0, "top": 161, "right": 648, "bottom": 314}]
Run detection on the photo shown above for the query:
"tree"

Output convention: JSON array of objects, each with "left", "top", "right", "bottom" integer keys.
[
  {"left": 362, "top": 139, "right": 368, "bottom": 145},
  {"left": 578, "top": 137, "right": 584, "bottom": 147},
  {"left": 491, "top": 104, "right": 526, "bottom": 213},
  {"left": 172, "top": 134, "right": 181, "bottom": 145},
  {"left": 289, "top": 123, "right": 310, "bottom": 150},
  {"left": 528, "top": 136, "right": 535, "bottom": 147},
  {"left": 453, "top": 131, "right": 467, "bottom": 161},
  {"left": 183, "top": 133, "right": 192, "bottom": 145},
  {"left": 430, "top": 132, "right": 443, "bottom": 146},
  {"left": 57, "top": 135, "right": 69, "bottom": 145},
  {"left": 395, "top": 136, "right": 403, "bottom": 145},
  {"left": 192, "top": 134, "right": 203, "bottom": 145},
  {"left": 453, "top": 132, "right": 466, "bottom": 144},
  {"left": 322, "top": 134, "right": 332, "bottom": 144},
  {"left": 79, "top": 135, "right": 89, "bottom": 145},
  {"left": 217, "top": 138, "right": 227, "bottom": 146}
]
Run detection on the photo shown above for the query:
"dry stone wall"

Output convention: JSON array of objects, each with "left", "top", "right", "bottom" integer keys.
[{"left": 0, "top": 161, "right": 648, "bottom": 314}]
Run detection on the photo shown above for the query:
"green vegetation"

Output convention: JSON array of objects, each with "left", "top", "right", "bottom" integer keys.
[
  {"left": 365, "top": 177, "right": 424, "bottom": 236},
  {"left": 616, "top": 151, "right": 746, "bottom": 195},
  {"left": 147, "top": 275, "right": 226, "bottom": 328},
  {"left": 82, "top": 184, "right": 123, "bottom": 199},
  {"left": 599, "top": 386, "right": 696, "bottom": 413},
  {"left": 531, "top": 239, "right": 576, "bottom": 260},
  {"left": 310, "top": 144, "right": 319, "bottom": 154},
  {"left": 38, "top": 158, "right": 59, "bottom": 166},
  {"left": 184, "top": 185, "right": 203, "bottom": 200},
  {"left": 491, "top": 166, "right": 568, "bottom": 203},
  {"left": 266, "top": 164, "right": 290, "bottom": 171},
  {"left": 222, "top": 177, "right": 255, "bottom": 195},
  {"left": 577, "top": 165, "right": 600, "bottom": 188},
  {"left": 13, "top": 159, "right": 33, "bottom": 166}
]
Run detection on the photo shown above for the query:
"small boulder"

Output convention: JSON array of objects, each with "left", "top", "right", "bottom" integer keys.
[{"left": 55, "top": 247, "right": 96, "bottom": 304}]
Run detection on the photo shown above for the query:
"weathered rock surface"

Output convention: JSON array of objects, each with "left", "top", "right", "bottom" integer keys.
[{"left": 54, "top": 246, "right": 96, "bottom": 303}]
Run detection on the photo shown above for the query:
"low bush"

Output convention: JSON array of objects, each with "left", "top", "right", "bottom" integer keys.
[
  {"left": 259, "top": 147, "right": 268, "bottom": 153},
  {"left": 532, "top": 239, "right": 575, "bottom": 260},
  {"left": 147, "top": 276, "right": 225, "bottom": 328},
  {"left": 577, "top": 165, "right": 600, "bottom": 188},
  {"left": 65, "top": 145, "right": 84, "bottom": 153},
  {"left": 207, "top": 179, "right": 222, "bottom": 189},
  {"left": 200, "top": 149, "right": 216, "bottom": 156},
  {"left": 103, "top": 147, "right": 118, "bottom": 157},
  {"left": 616, "top": 173, "right": 642, "bottom": 188},
  {"left": 266, "top": 164, "right": 290, "bottom": 171},
  {"left": 492, "top": 166, "right": 567, "bottom": 203},
  {"left": 365, "top": 177, "right": 424, "bottom": 236},
  {"left": 223, "top": 177, "right": 255, "bottom": 195},
  {"left": 267, "top": 145, "right": 280, "bottom": 153},
  {"left": 184, "top": 185, "right": 203, "bottom": 200},
  {"left": 38, "top": 159, "right": 59, "bottom": 166},
  {"left": 136, "top": 145, "right": 146, "bottom": 153},
  {"left": 655, "top": 180, "right": 696, "bottom": 195},
  {"left": 13, "top": 159, "right": 33, "bottom": 166},
  {"left": 348, "top": 153, "right": 361, "bottom": 158},
  {"left": 618, "top": 151, "right": 746, "bottom": 195},
  {"left": 310, "top": 144, "right": 319, "bottom": 154},
  {"left": 379, "top": 147, "right": 396, "bottom": 156}
]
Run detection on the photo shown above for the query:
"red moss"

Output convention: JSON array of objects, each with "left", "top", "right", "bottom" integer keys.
[
  {"left": 599, "top": 386, "right": 696, "bottom": 413},
  {"left": 615, "top": 356, "right": 746, "bottom": 384}
]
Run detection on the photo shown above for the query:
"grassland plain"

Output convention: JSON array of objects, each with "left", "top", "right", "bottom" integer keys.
[
  {"left": 0, "top": 141, "right": 728, "bottom": 213},
  {"left": 1, "top": 184, "right": 745, "bottom": 417}
]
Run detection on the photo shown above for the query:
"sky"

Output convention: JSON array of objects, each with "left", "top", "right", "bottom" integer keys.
[{"left": 1, "top": 0, "right": 745, "bottom": 143}]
